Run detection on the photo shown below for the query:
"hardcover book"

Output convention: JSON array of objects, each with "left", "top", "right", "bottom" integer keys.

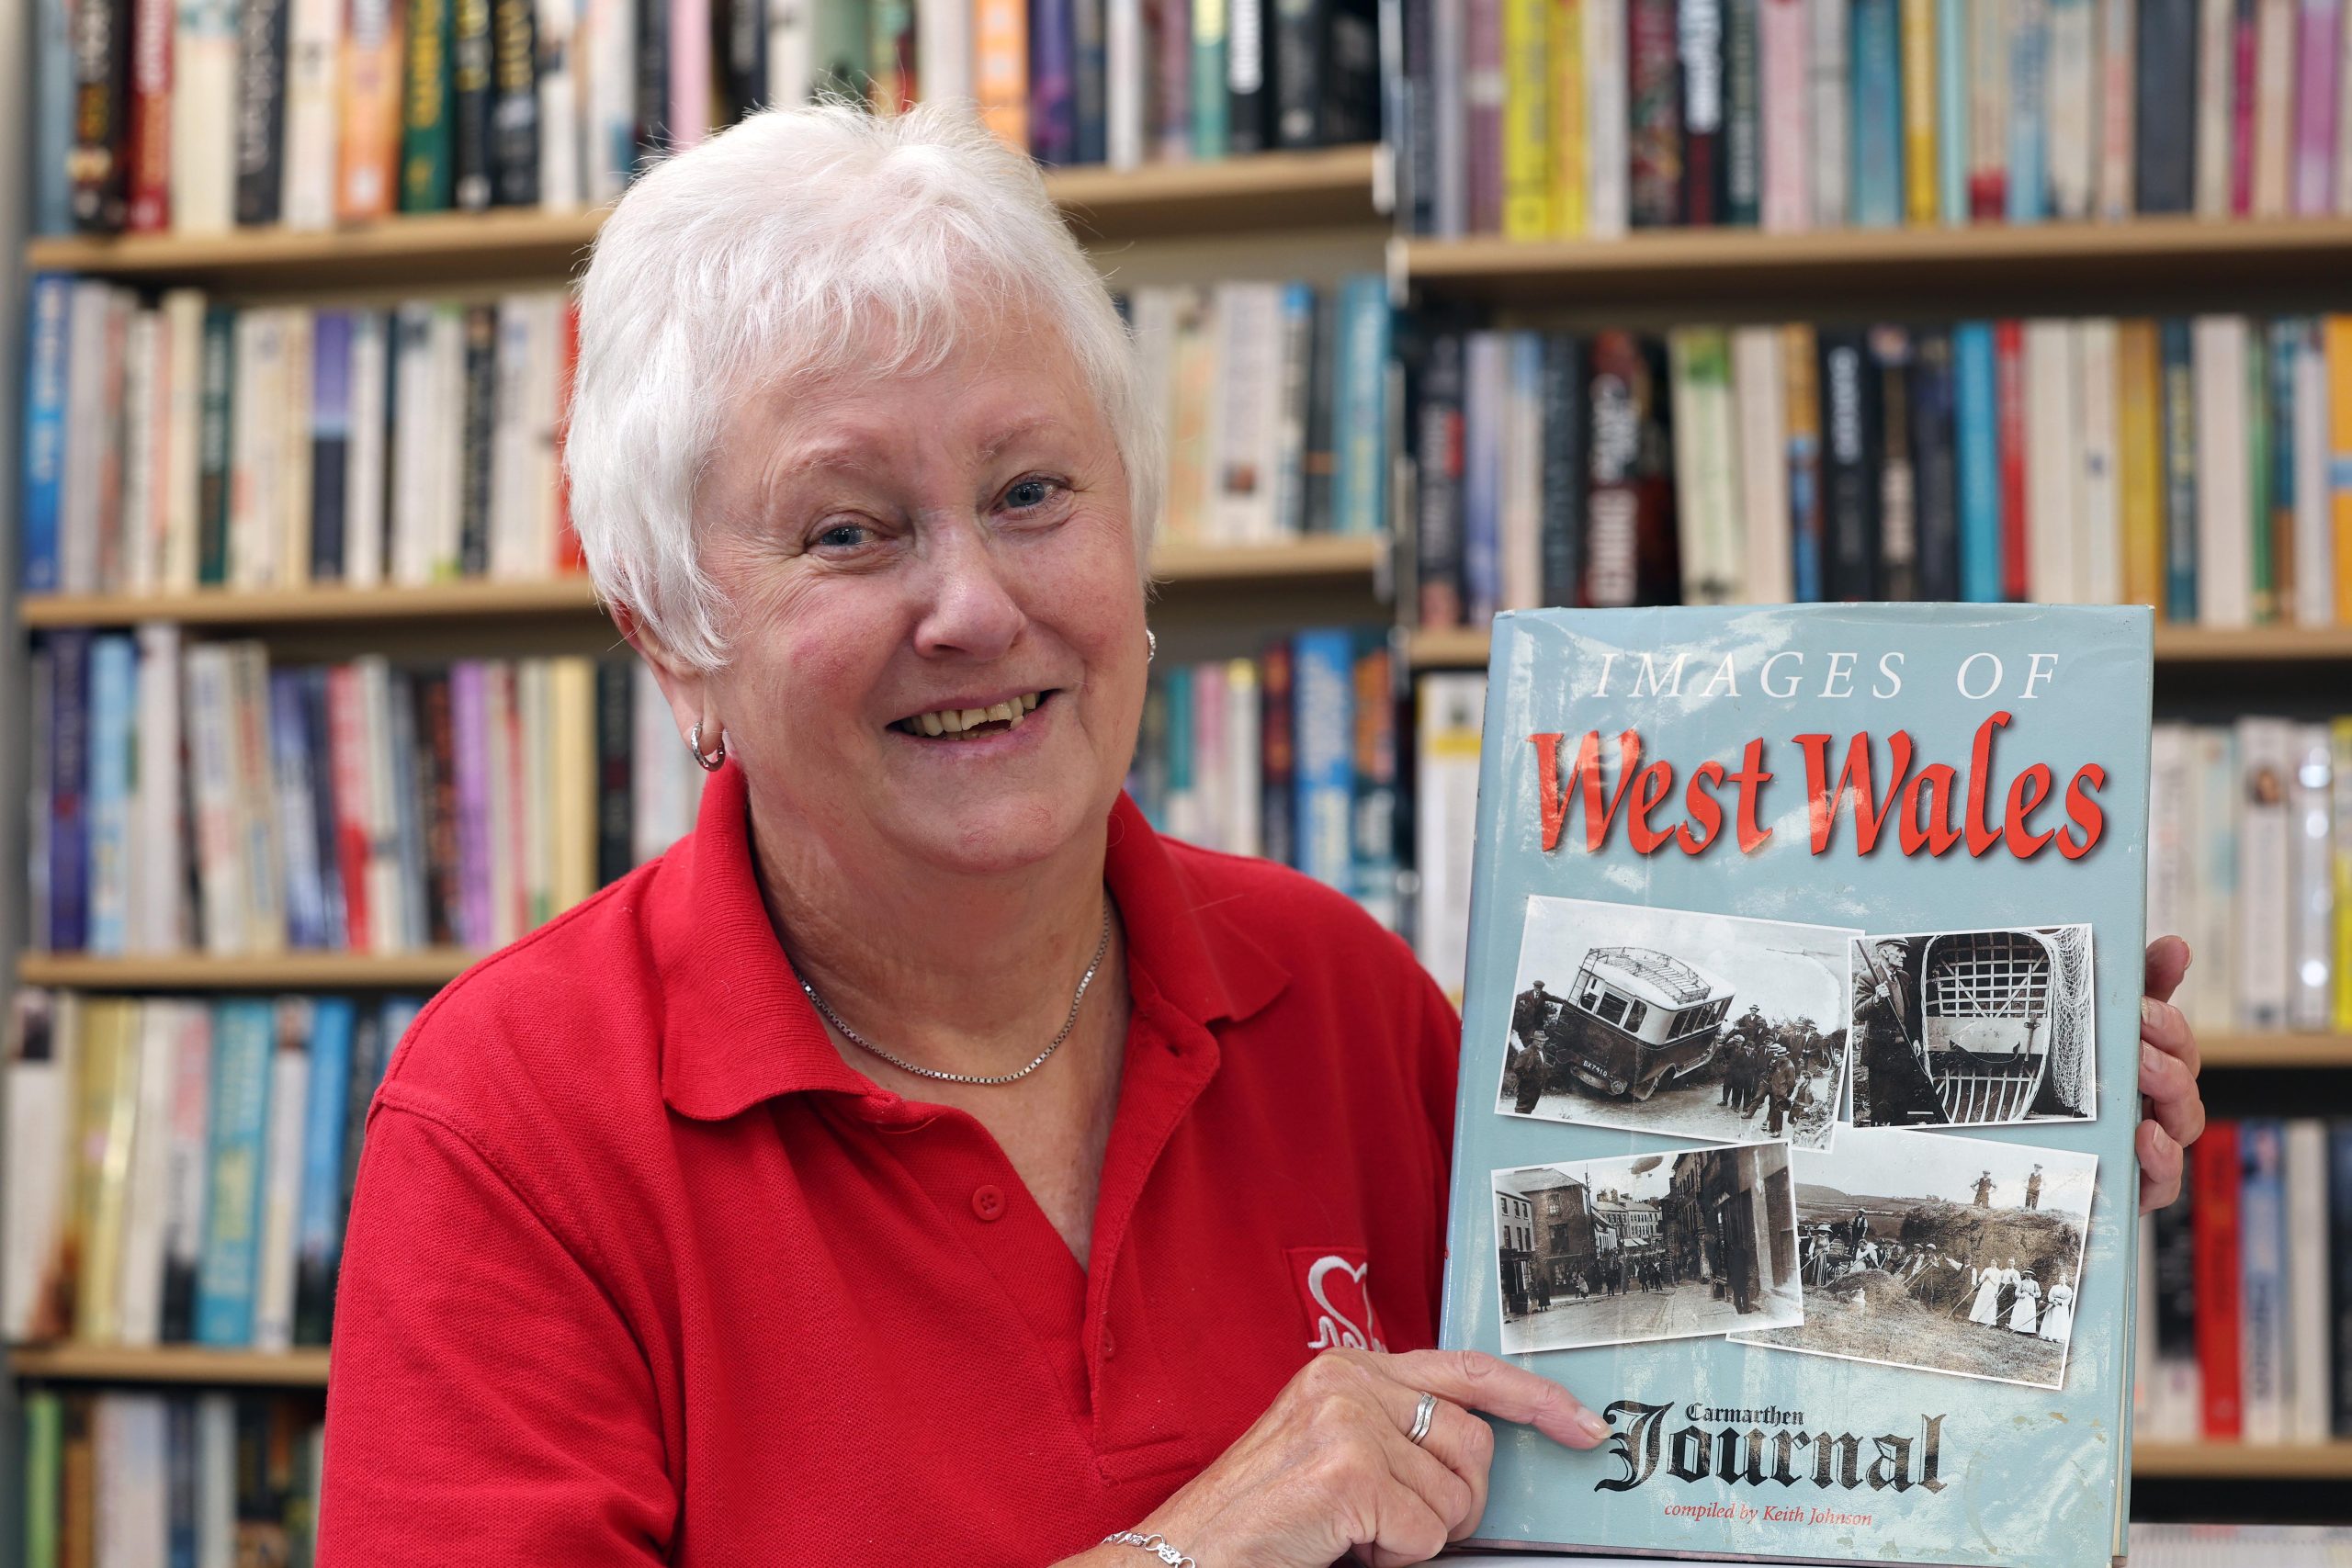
[{"left": 1440, "top": 604, "right": 2150, "bottom": 1566}]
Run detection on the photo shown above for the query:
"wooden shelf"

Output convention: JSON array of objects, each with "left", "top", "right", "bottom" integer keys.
[
  {"left": 25, "top": 147, "right": 1383, "bottom": 289},
  {"left": 1408, "top": 623, "right": 2352, "bottom": 671},
  {"left": 1400, "top": 215, "right": 2352, "bottom": 310},
  {"left": 2132, "top": 1440, "right": 2352, "bottom": 1480},
  {"left": 9, "top": 1345, "right": 331, "bottom": 1388},
  {"left": 2199, "top": 1033, "right": 2352, "bottom": 1068},
  {"left": 19, "top": 950, "right": 474, "bottom": 990},
  {"left": 1151, "top": 533, "right": 1385, "bottom": 582}
]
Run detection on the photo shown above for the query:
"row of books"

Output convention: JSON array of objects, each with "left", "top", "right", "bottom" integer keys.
[
  {"left": 27, "top": 632, "right": 706, "bottom": 958},
  {"left": 1407, "top": 314, "right": 2352, "bottom": 624},
  {"left": 1396, "top": 0, "right": 2352, "bottom": 238},
  {"left": 37, "top": 0, "right": 1381, "bottom": 236},
  {"left": 1124, "top": 629, "right": 1400, "bottom": 926},
  {"left": 2137, "top": 1120, "right": 2352, "bottom": 1443},
  {"left": 17, "top": 1391, "right": 322, "bottom": 1568},
  {"left": 20, "top": 278, "right": 581, "bottom": 599},
  {"left": 3, "top": 990, "right": 421, "bottom": 1349},
  {"left": 2149, "top": 720, "right": 2352, "bottom": 1039}
]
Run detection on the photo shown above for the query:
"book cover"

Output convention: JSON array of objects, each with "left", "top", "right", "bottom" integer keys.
[
  {"left": 1849, "top": 0, "right": 1904, "bottom": 224},
  {"left": 2235, "top": 1118, "right": 2289, "bottom": 1440},
  {"left": 2135, "top": 0, "right": 2197, "bottom": 210},
  {"left": 2190, "top": 1119, "right": 2244, "bottom": 1436},
  {"left": 1440, "top": 604, "right": 2150, "bottom": 1563}
]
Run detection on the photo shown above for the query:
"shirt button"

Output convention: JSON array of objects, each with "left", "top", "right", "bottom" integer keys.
[{"left": 971, "top": 1184, "right": 1006, "bottom": 1222}]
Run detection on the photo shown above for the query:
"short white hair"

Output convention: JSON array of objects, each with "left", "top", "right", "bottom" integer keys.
[{"left": 567, "top": 100, "right": 1163, "bottom": 671}]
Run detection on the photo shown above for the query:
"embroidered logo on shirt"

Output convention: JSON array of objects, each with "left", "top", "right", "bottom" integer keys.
[{"left": 1287, "top": 1247, "right": 1387, "bottom": 1354}]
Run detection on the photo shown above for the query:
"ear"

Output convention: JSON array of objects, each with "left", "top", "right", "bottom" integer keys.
[{"left": 612, "top": 601, "right": 716, "bottom": 745}]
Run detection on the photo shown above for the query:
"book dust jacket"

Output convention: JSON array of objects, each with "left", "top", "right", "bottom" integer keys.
[{"left": 1441, "top": 604, "right": 2151, "bottom": 1567}]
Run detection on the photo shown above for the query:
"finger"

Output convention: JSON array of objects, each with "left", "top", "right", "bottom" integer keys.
[
  {"left": 1380, "top": 1349, "right": 1611, "bottom": 1449},
  {"left": 2137, "top": 1121, "right": 2184, "bottom": 1213},
  {"left": 1370, "top": 1414, "right": 1480, "bottom": 1541},
  {"left": 2139, "top": 1044, "right": 2205, "bottom": 1148},
  {"left": 1349, "top": 1469, "right": 1456, "bottom": 1568},
  {"left": 2139, "top": 996, "right": 2200, "bottom": 1078},
  {"left": 2143, "top": 936, "right": 2190, "bottom": 1007},
  {"left": 1362, "top": 1386, "right": 1493, "bottom": 1541}
]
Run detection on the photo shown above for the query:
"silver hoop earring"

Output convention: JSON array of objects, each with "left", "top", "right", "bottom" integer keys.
[
  {"left": 1146, "top": 628, "right": 1158, "bottom": 665},
  {"left": 687, "top": 722, "right": 727, "bottom": 773}
]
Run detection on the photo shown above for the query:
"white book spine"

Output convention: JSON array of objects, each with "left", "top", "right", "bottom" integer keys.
[
  {"left": 1412, "top": 673, "right": 1486, "bottom": 998},
  {"left": 172, "top": 0, "right": 240, "bottom": 232},
  {"left": 229, "top": 645, "right": 287, "bottom": 952},
  {"left": 133, "top": 623, "right": 186, "bottom": 953},
  {"left": 163, "top": 1005, "right": 212, "bottom": 1332},
  {"left": 433, "top": 305, "right": 469, "bottom": 580},
  {"left": 1192, "top": 663, "right": 1227, "bottom": 850},
  {"left": 2190, "top": 316, "right": 2252, "bottom": 626},
  {"left": 2284, "top": 1120, "right": 2332, "bottom": 1441},
  {"left": 2097, "top": 0, "right": 2136, "bottom": 216},
  {"left": 229, "top": 310, "right": 286, "bottom": 590},
  {"left": 2044, "top": 0, "right": 2097, "bottom": 220},
  {"left": 921, "top": 0, "right": 976, "bottom": 114},
  {"left": 1104, "top": 0, "right": 1141, "bottom": 167},
  {"left": 583, "top": 0, "right": 637, "bottom": 200},
  {"left": 492, "top": 299, "right": 539, "bottom": 579},
  {"left": 527, "top": 293, "right": 563, "bottom": 573},
  {"left": 2253, "top": 0, "right": 2296, "bottom": 214},
  {"left": 118, "top": 1004, "right": 179, "bottom": 1346},
  {"left": 161, "top": 291, "right": 207, "bottom": 592},
  {"left": 2291, "top": 320, "right": 2334, "bottom": 625},
  {"left": 2195, "top": 0, "right": 2235, "bottom": 215},
  {"left": 1225, "top": 659, "right": 1261, "bottom": 857},
  {"left": 282, "top": 0, "right": 343, "bottom": 230},
  {"left": 2235, "top": 716, "right": 2294, "bottom": 1029},
  {"left": 253, "top": 1022, "right": 308, "bottom": 1351},
  {"left": 390, "top": 305, "right": 437, "bottom": 586},
  {"left": 278, "top": 311, "right": 315, "bottom": 588},
  {"left": 1759, "top": 0, "right": 1810, "bottom": 231},
  {"left": 1971, "top": 0, "right": 2009, "bottom": 218},
  {"left": 2186, "top": 726, "right": 2240, "bottom": 1033},
  {"left": 1208, "top": 284, "right": 1279, "bottom": 545},
  {"left": 120, "top": 310, "right": 164, "bottom": 594},
  {"left": 1732, "top": 326, "right": 1792, "bottom": 603},
  {"left": 536, "top": 0, "right": 582, "bottom": 209},
  {"left": 2024, "top": 321, "right": 2082, "bottom": 602},
  {"left": 1807, "top": 0, "right": 1849, "bottom": 226},
  {"left": 762, "top": 0, "right": 809, "bottom": 107},
  {"left": 1584, "top": 0, "right": 1627, "bottom": 235},
  {"left": 184, "top": 647, "right": 247, "bottom": 953},
  {"left": 61, "top": 283, "right": 115, "bottom": 594},
  {"left": 2290, "top": 724, "right": 2335, "bottom": 1028},
  {"left": 2078, "top": 319, "right": 2122, "bottom": 605},
  {"left": 4, "top": 1036, "right": 68, "bottom": 1339},
  {"left": 345, "top": 310, "right": 390, "bottom": 587},
  {"left": 1500, "top": 335, "right": 1544, "bottom": 610}
]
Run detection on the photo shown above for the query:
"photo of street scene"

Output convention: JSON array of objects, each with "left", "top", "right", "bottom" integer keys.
[
  {"left": 1731, "top": 1128, "right": 2095, "bottom": 1389},
  {"left": 1494, "top": 1142, "right": 1804, "bottom": 1354},
  {"left": 1849, "top": 926, "right": 2098, "bottom": 1127},
  {"left": 1498, "top": 896, "right": 1860, "bottom": 1149}
]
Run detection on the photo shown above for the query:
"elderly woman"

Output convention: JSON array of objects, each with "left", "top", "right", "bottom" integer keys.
[{"left": 314, "top": 104, "right": 2208, "bottom": 1568}]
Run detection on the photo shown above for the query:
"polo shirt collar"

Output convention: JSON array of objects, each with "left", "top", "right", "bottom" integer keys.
[{"left": 655, "top": 761, "right": 1291, "bottom": 1122}]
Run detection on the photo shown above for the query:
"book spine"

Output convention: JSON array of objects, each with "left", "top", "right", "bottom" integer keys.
[
  {"left": 2024, "top": 320, "right": 2079, "bottom": 603},
  {"left": 1539, "top": 333, "right": 1588, "bottom": 605},
  {"left": 1192, "top": 0, "right": 1228, "bottom": 156},
  {"left": 2266, "top": 321, "right": 2298, "bottom": 621},
  {"left": 2192, "top": 1120, "right": 2245, "bottom": 1437},
  {"left": 1817, "top": 329, "right": 1881, "bottom": 599},
  {"left": 1953, "top": 321, "right": 1999, "bottom": 600},
  {"left": 299, "top": 669, "right": 345, "bottom": 949},
  {"left": 1849, "top": 0, "right": 1903, "bottom": 225},
  {"left": 290, "top": 998, "right": 352, "bottom": 1347},
  {"left": 2005, "top": 0, "right": 2048, "bottom": 220},
  {"left": 2079, "top": 318, "right": 2123, "bottom": 605},
  {"left": 2117, "top": 320, "right": 2165, "bottom": 610},
  {"left": 2293, "top": 0, "right": 2344, "bottom": 212},
  {"left": 453, "top": 0, "right": 496, "bottom": 204},
  {"left": 2195, "top": 0, "right": 2234, "bottom": 213},
  {"left": 48, "top": 630, "right": 92, "bottom": 953},
  {"left": 182, "top": 647, "right": 243, "bottom": 953},
  {"left": 253, "top": 1003, "right": 310, "bottom": 1349},
  {"left": 2158, "top": 318, "right": 2199, "bottom": 620},
  {"left": 977, "top": 0, "right": 1031, "bottom": 148},
  {"left": 400, "top": 0, "right": 454, "bottom": 209},
  {"left": 2328, "top": 316, "right": 2352, "bottom": 625},
  {"left": 2289, "top": 319, "right": 2329, "bottom": 626},
  {"left": 307, "top": 311, "right": 351, "bottom": 583},
  {"left": 338, "top": 0, "right": 403, "bottom": 220},
  {"left": 1723, "top": 0, "right": 1759, "bottom": 222},
  {"left": 2330, "top": 1120, "right": 2352, "bottom": 1434},
  {"left": 1584, "top": 0, "right": 1626, "bottom": 232},
  {"left": 282, "top": 0, "right": 341, "bottom": 229},
  {"left": 490, "top": 0, "right": 539, "bottom": 201},
  {"left": 2290, "top": 728, "right": 2335, "bottom": 1032},
  {"left": 1291, "top": 628, "right": 1355, "bottom": 893},
  {"left": 85, "top": 636, "right": 136, "bottom": 956},
  {"left": 2047, "top": 0, "right": 2097, "bottom": 219},
  {"left": 1549, "top": 0, "right": 1588, "bottom": 230},
  {"left": 129, "top": 0, "right": 175, "bottom": 230},
  {"left": 266, "top": 671, "right": 326, "bottom": 950},
  {"left": 2193, "top": 315, "right": 2253, "bottom": 626},
  {"left": 417, "top": 672, "right": 462, "bottom": 945},
  {"left": 1969, "top": 0, "right": 2008, "bottom": 215},
  {"left": 594, "top": 661, "right": 634, "bottom": 886},
  {"left": 1032, "top": 0, "right": 1079, "bottom": 161},
  {"left": 1758, "top": 0, "right": 1807, "bottom": 229},
  {"left": 1782, "top": 321, "right": 1825, "bottom": 601},
  {"left": 1808, "top": 0, "right": 1849, "bottom": 223},
  {"left": 2135, "top": 0, "right": 2196, "bottom": 210},
  {"left": 1331, "top": 276, "right": 1391, "bottom": 538},
  {"left": 1994, "top": 319, "right": 2028, "bottom": 600},
  {"left": 2229, "top": 0, "right": 2257, "bottom": 212},
  {"left": 1072, "top": 0, "right": 1107, "bottom": 161},
  {"left": 21, "top": 276, "right": 72, "bottom": 596},
  {"left": 1464, "top": 0, "right": 1502, "bottom": 226},
  {"left": 1626, "top": 0, "right": 1683, "bottom": 225},
  {"left": 1502, "top": 0, "right": 1554, "bottom": 234},
  {"left": 1937, "top": 0, "right": 1969, "bottom": 220},
  {"left": 2337, "top": 723, "right": 2352, "bottom": 1034},
  {"left": 1272, "top": 282, "right": 1315, "bottom": 538},
  {"left": 1899, "top": 0, "right": 1936, "bottom": 222},
  {"left": 1414, "top": 332, "right": 1466, "bottom": 627},
  {"left": 1150, "top": 0, "right": 1190, "bottom": 158},
  {"left": 1462, "top": 333, "right": 1503, "bottom": 620},
  {"left": 2237, "top": 1120, "right": 2290, "bottom": 1440},
  {"left": 1910, "top": 327, "right": 1962, "bottom": 601},
  {"left": 1873, "top": 325, "right": 1919, "bottom": 599},
  {"left": 1679, "top": 0, "right": 1724, "bottom": 225},
  {"left": 1348, "top": 634, "right": 1398, "bottom": 928},
  {"left": 233, "top": 0, "right": 289, "bottom": 224},
  {"left": 73, "top": 0, "right": 136, "bottom": 230},
  {"left": 322, "top": 665, "right": 373, "bottom": 952},
  {"left": 195, "top": 1001, "right": 273, "bottom": 1348},
  {"left": 1222, "top": 0, "right": 1263, "bottom": 154},
  {"left": 2098, "top": 0, "right": 2136, "bottom": 217}
]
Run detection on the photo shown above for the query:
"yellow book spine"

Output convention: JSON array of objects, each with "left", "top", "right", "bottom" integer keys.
[
  {"left": 2116, "top": 320, "right": 2165, "bottom": 610},
  {"left": 1550, "top": 0, "right": 1587, "bottom": 235},
  {"left": 2334, "top": 717, "right": 2352, "bottom": 1031},
  {"left": 1901, "top": 0, "right": 1937, "bottom": 224},
  {"left": 72, "top": 1000, "right": 138, "bottom": 1344},
  {"left": 1503, "top": 0, "right": 1555, "bottom": 238},
  {"left": 2328, "top": 316, "right": 2352, "bottom": 623}
]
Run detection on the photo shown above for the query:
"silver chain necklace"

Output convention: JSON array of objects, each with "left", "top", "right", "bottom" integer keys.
[{"left": 798, "top": 903, "right": 1114, "bottom": 1087}]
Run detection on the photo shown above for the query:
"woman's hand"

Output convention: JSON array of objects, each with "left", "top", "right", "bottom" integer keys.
[
  {"left": 2138, "top": 935, "right": 2206, "bottom": 1213},
  {"left": 1116, "top": 1347, "right": 1607, "bottom": 1568}
]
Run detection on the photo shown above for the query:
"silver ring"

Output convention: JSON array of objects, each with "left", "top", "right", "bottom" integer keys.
[{"left": 1407, "top": 1390, "right": 1438, "bottom": 1446}]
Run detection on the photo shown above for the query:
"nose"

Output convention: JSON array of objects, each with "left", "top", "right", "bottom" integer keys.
[{"left": 910, "top": 519, "right": 1026, "bottom": 662}]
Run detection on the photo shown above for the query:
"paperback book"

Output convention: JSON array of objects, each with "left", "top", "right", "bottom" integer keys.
[{"left": 1442, "top": 604, "right": 2150, "bottom": 1566}]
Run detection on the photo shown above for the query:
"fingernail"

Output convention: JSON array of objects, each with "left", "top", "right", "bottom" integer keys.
[
  {"left": 2141, "top": 998, "right": 2160, "bottom": 1029},
  {"left": 1577, "top": 1410, "right": 1611, "bottom": 1443},
  {"left": 2141, "top": 1043, "right": 2159, "bottom": 1077}
]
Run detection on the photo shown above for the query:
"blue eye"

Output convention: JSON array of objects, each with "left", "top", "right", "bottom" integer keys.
[
  {"left": 816, "top": 523, "right": 869, "bottom": 548},
  {"left": 1004, "top": 478, "right": 1057, "bottom": 511}
]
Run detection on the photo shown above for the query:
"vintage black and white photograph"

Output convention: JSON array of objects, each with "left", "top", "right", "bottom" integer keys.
[
  {"left": 1497, "top": 896, "right": 1859, "bottom": 1149},
  {"left": 1494, "top": 1143, "right": 1804, "bottom": 1355},
  {"left": 1849, "top": 926, "right": 2098, "bottom": 1127},
  {"left": 1730, "top": 1128, "right": 2096, "bottom": 1390}
]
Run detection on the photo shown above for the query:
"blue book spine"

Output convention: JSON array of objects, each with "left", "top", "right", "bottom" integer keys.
[
  {"left": 2329, "top": 1122, "right": 2352, "bottom": 1434},
  {"left": 197, "top": 999, "right": 276, "bottom": 1348},
  {"left": 296, "top": 998, "right": 356, "bottom": 1342},
  {"left": 2239, "top": 1120, "right": 2288, "bottom": 1430},
  {"left": 35, "top": 0, "right": 73, "bottom": 232},
  {"left": 1331, "top": 275, "right": 1392, "bottom": 536},
  {"left": 47, "top": 627, "right": 92, "bottom": 952},
  {"left": 21, "top": 276, "right": 72, "bottom": 592},
  {"left": 2006, "top": 0, "right": 2050, "bottom": 220},
  {"left": 1291, "top": 629, "right": 1355, "bottom": 889},
  {"left": 1849, "top": 0, "right": 1904, "bottom": 226},
  {"left": 269, "top": 671, "right": 328, "bottom": 950},
  {"left": 2267, "top": 321, "right": 2298, "bottom": 535},
  {"left": 310, "top": 310, "right": 354, "bottom": 582},
  {"left": 85, "top": 634, "right": 137, "bottom": 955},
  {"left": 2159, "top": 319, "right": 2199, "bottom": 621},
  {"left": 1954, "top": 322, "right": 2003, "bottom": 601},
  {"left": 1032, "top": 0, "right": 1079, "bottom": 163},
  {"left": 1463, "top": 333, "right": 1503, "bottom": 620},
  {"left": 1935, "top": 0, "right": 1969, "bottom": 223},
  {"left": 301, "top": 668, "right": 347, "bottom": 950},
  {"left": 1274, "top": 281, "right": 1317, "bottom": 536},
  {"left": 165, "top": 1396, "right": 198, "bottom": 1568},
  {"left": 1165, "top": 663, "right": 1194, "bottom": 816}
]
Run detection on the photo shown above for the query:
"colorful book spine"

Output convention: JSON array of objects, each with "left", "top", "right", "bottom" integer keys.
[
  {"left": 1996, "top": 319, "right": 2029, "bottom": 599},
  {"left": 1934, "top": 0, "right": 1968, "bottom": 221},
  {"left": 1551, "top": 0, "right": 1589, "bottom": 232},
  {"left": 1193, "top": 0, "right": 1228, "bottom": 156},
  {"left": 2118, "top": 321, "right": 2167, "bottom": 611},
  {"left": 2006, "top": 0, "right": 2050, "bottom": 219},
  {"left": 195, "top": 1000, "right": 274, "bottom": 1348},
  {"left": 1679, "top": 0, "right": 1724, "bottom": 224},
  {"left": 401, "top": 0, "right": 455, "bottom": 209},
  {"left": 2328, "top": 316, "right": 2352, "bottom": 624},
  {"left": 1627, "top": 0, "right": 1683, "bottom": 224},
  {"left": 1900, "top": 0, "right": 1936, "bottom": 221},
  {"left": 1724, "top": 0, "right": 1761, "bottom": 222},
  {"left": 2293, "top": 0, "right": 2344, "bottom": 212},
  {"left": 1849, "top": 0, "right": 1902, "bottom": 224},
  {"left": 22, "top": 276, "right": 72, "bottom": 596},
  {"left": 85, "top": 637, "right": 136, "bottom": 956},
  {"left": 292, "top": 998, "right": 354, "bottom": 1346},
  {"left": 48, "top": 630, "right": 92, "bottom": 953},
  {"left": 1758, "top": 0, "right": 1808, "bottom": 228},
  {"left": 2138, "top": 0, "right": 2199, "bottom": 210},
  {"left": 1502, "top": 0, "right": 1554, "bottom": 234},
  {"left": 1290, "top": 628, "right": 1354, "bottom": 893},
  {"left": 2162, "top": 318, "right": 2201, "bottom": 620},
  {"left": 1782, "top": 321, "right": 1825, "bottom": 600},
  {"left": 2238, "top": 1119, "right": 2290, "bottom": 1440},
  {"left": 1330, "top": 276, "right": 1391, "bottom": 538},
  {"left": 2192, "top": 1120, "right": 2245, "bottom": 1437}
]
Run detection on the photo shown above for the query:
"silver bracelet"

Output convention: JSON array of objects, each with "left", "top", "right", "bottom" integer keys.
[{"left": 1102, "top": 1529, "right": 1196, "bottom": 1568}]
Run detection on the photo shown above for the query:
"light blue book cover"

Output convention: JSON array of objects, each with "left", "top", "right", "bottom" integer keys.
[
  {"left": 1331, "top": 275, "right": 1392, "bottom": 537},
  {"left": 1464, "top": 333, "right": 1505, "bottom": 621},
  {"left": 85, "top": 634, "right": 138, "bottom": 955},
  {"left": 1442, "top": 604, "right": 2148, "bottom": 1566},
  {"left": 197, "top": 999, "right": 277, "bottom": 1348},
  {"left": 1953, "top": 324, "right": 2002, "bottom": 603},
  {"left": 1935, "top": 0, "right": 1969, "bottom": 224},
  {"left": 2006, "top": 0, "right": 2052, "bottom": 222},
  {"left": 1293, "top": 628, "right": 1356, "bottom": 891},
  {"left": 21, "top": 276, "right": 72, "bottom": 593},
  {"left": 2234, "top": 1120, "right": 2287, "bottom": 1434},
  {"left": 1849, "top": 0, "right": 1905, "bottom": 227}
]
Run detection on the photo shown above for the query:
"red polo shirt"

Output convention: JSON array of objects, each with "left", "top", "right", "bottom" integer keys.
[{"left": 316, "top": 761, "right": 1462, "bottom": 1566}]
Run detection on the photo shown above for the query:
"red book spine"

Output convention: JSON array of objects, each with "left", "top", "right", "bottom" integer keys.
[
  {"left": 1626, "top": 0, "right": 1685, "bottom": 226},
  {"left": 126, "top": 0, "right": 172, "bottom": 231},
  {"left": 2191, "top": 1120, "right": 2244, "bottom": 1438},
  {"left": 553, "top": 298, "right": 584, "bottom": 574},
  {"left": 2229, "top": 0, "right": 2257, "bottom": 214},
  {"left": 324, "top": 665, "right": 374, "bottom": 953},
  {"left": 1994, "top": 320, "right": 2028, "bottom": 601}
]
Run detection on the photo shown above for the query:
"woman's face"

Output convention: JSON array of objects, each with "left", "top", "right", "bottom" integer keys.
[{"left": 666, "top": 305, "right": 1148, "bottom": 879}]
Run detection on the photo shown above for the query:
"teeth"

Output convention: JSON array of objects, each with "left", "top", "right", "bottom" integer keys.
[
  {"left": 919, "top": 711, "right": 944, "bottom": 737},
  {"left": 1007, "top": 704, "right": 1025, "bottom": 728},
  {"left": 959, "top": 707, "right": 987, "bottom": 729},
  {"left": 898, "top": 692, "right": 1046, "bottom": 737},
  {"left": 940, "top": 708, "right": 965, "bottom": 733},
  {"left": 987, "top": 702, "right": 1014, "bottom": 723},
  {"left": 1022, "top": 692, "right": 1039, "bottom": 711}
]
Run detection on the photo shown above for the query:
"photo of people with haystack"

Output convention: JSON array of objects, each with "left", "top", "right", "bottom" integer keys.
[
  {"left": 1849, "top": 925, "right": 2098, "bottom": 1127},
  {"left": 1731, "top": 1128, "right": 2095, "bottom": 1390}
]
